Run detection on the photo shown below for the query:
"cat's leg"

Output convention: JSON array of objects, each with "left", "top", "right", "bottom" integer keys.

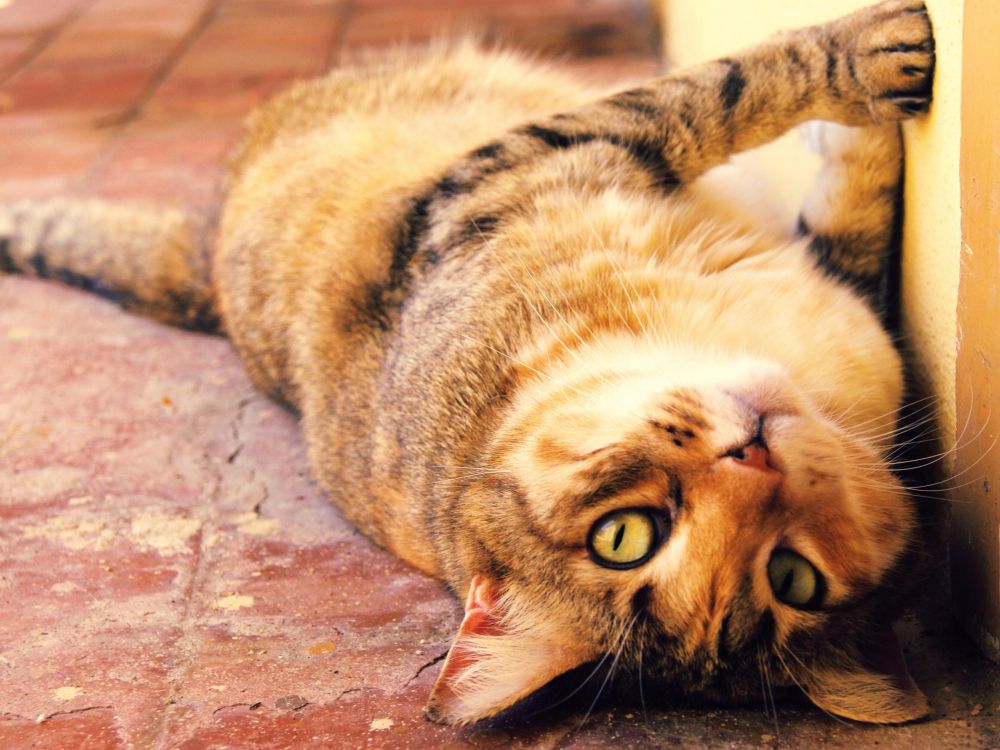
[
  {"left": 441, "top": 0, "right": 932, "bottom": 192},
  {"left": 797, "top": 121, "right": 903, "bottom": 310}
]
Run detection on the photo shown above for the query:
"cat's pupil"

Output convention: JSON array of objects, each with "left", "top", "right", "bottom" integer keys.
[
  {"left": 777, "top": 569, "right": 795, "bottom": 597},
  {"left": 613, "top": 522, "right": 627, "bottom": 551}
]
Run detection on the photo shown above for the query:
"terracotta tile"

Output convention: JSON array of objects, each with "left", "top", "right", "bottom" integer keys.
[
  {"left": 0, "top": 34, "right": 36, "bottom": 79},
  {"left": 162, "top": 689, "right": 575, "bottom": 750},
  {"left": 2, "top": 56, "right": 170, "bottom": 113},
  {"left": 84, "top": 115, "right": 242, "bottom": 206},
  {"left": 77, "top": 0, "right": 209, "bottom": 39},
  {"left": 150, "top": 8, "right": 339, "bottom": 118},
  {"left": 151, "top": 70, "right": 306, "bottom": 119},
  {"left": 0, "top": 112, "right": 110, "bottom": 198},
  {"left": 0, "top": 712, "right": 126, "bottom": 750},
  {"left": 0, "top": 0, "right": 85, "bottom": 36},
  {"left": 341, "top": 7, "right": 488, "bottom": 49},
  {"left": 0, "top": 0, "right": 207, "bottom": 117}
]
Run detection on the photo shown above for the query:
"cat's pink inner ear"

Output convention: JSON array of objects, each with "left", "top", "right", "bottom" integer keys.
[
  {"left": 435, "top": 576, "right": 503, "bottom": 685},
  {"left": 425, "top": 575, "right": 591, "bottom": 725}
]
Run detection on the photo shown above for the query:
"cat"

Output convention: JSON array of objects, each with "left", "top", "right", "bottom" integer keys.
[{"left": 0, "top": 0, "right": 935, "bottom": 727}]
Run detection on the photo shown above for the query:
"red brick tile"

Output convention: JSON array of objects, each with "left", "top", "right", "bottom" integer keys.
[
  {"left": 149, "top": 8, "right": 339, "bottom": 118},
  {"left": 341, "top": 6, "right": 488, "bottom": 50},
  {"left": 151, "top": 70, "right": 304, "bottom": 119},
  {"left": 0, "top": 712, "right": 126, "bottom": 750},
  {"left": 0, "top": 0, "right": 85, "bottom": 36},
  {"left": 0, "top": 34, "right": 36, "bottom": 79},
  {"left": 84, "top": 115, "right": 243, "bottom": 206},
  {"left": 77, "top": 0, "right": 209, "bottom": 39},
  {"left": 0, "top": 112, "right": 110, "bottom": 198},
  {"left": 0, "top": 0, "right": 208, "bottom": 117},
  {"left": 2, "top": 56, "right": 170, "bottom": 113},
  {"left": 162, "top": 688, "right": 575, "bottom": 750}
]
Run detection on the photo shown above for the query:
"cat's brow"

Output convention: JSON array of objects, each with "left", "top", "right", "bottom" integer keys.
[{"left": 563, "top": 457, "right": 660, "bottom": 512}]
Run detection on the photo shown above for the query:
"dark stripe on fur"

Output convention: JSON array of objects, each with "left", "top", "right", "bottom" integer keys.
[
  {"left": 607, "top": 90, "right": 663, "bottom": 120},
  {"left": 435, "top": 175, "right": 474, "bottom": 198},
  {"left": 825, "top": 44, "right": 841, "bottom": 98},
  {"left": 522, "top": 124, "right": 680, "bottom": 191},
  {"left": 867, "top": 41, "right": 932, "bottom": 55},
  {"left": 0, "top": 237, "right": 13, "bottom": 273},
  {"left": 363, "top": 191, "right": 435, "bottom": 331},
  {"left": 26, "top": 250, "right": 140, "bottom": 309},
  {"left": 461, "top": 215, "right": 499, "bottom": 242},
  {"left": 522, "top": 124, "right": 596, "bottom": 150},
  {"left": 719, "top": 60, "right": 746, "bottom": 111},
  {"left": 572, "top": 459, "right": 652, "bottom": 509},
  {"left": 799, "top": 219, "right": 882, "bottom": 302},
  {"left": 388, "top": 193, "right": 434, "bottom": 287},
  {"left": 470, "top": 141, "right": 503, "bottom": 160},
  {"left": 631, "top": 584, "right": 653, "bottom": 619},
  {"left": 786, "top": 46, "right": 807, "bottom": 75},
  {"left": 165, "top": 289, "right": 222, "bottom": 332}
]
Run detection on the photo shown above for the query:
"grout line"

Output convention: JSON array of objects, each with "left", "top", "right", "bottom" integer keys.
[
  {"left": 73, "top": 0, "right": 224, "bottom": 197},
  {"left": 325, "top": 0, "right": 355, "bottom": 71},
  {"left": 0, "top": 0, "right": 101, "bottom": 87}
]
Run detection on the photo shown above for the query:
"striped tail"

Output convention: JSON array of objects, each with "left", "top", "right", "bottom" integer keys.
[{"left": 0, "top": 198, "right": 221, "bottom": 333}]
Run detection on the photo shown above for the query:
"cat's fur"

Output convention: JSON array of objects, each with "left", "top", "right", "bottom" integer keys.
[{"left": 0, "top": 0, "right": 935, "bottom": 726}]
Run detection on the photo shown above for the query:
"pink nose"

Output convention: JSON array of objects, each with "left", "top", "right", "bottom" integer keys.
[{"left": 730, "top": 443, "right": 774, "bottom": 472}]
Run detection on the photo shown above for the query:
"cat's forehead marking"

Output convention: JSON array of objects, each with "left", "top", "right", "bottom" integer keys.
[{"left": 562, "top": 458, "right": 668, "bottom": 514}]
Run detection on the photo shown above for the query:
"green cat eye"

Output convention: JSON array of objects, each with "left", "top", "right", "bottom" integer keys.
[
  {"left": 767, "top": 548, "right": 825, "bottom": 610},
  {"left": 587, "top": 509, "right": 667, "bottom": 569}
]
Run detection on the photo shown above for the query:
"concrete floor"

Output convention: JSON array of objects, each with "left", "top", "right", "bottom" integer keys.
[{"left": 0, "top": 1, "right": 997, "bottom": 748}]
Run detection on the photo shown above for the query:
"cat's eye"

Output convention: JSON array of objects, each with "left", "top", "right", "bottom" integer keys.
[
  {"left": 587, "top": 509, "right": 668, "bottom": 569},
  {"left": 767, "top": 548, "right": 825, "bottom": 610}
]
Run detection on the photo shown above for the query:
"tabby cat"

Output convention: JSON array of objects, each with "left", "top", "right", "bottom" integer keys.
[{"left": 0, "top": 0, "right": 935, "bottom": 726}]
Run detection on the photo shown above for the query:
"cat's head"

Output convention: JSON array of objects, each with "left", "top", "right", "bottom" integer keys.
[{"left": 427, "top": 336, "right": 927, "bottom": 725}]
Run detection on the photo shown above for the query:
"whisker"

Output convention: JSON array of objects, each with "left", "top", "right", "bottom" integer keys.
[
  {"left": 578, "top": 611, "right": 640, "bottom": 730},
  {"left": 760, "top": 649, "right": 781, "bottom": 744},
  {"left": 773, "top": 647, "right": 850, "bottom": 727}
]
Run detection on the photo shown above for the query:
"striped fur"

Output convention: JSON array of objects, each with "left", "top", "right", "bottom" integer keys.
[{"left": 1, "top": 0, "right": 935, "bottom": 726}]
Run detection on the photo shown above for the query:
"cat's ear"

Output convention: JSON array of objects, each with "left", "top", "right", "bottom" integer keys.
[
  {"left": 791, "top": 624, "right": 929, "bottom": 724},
  {"left": 425, "top": 575, "right": 593, "bottom": 725}
]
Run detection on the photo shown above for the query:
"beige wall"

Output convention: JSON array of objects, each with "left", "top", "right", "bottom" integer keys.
[{"left": 658, "top": 0, "right": 963, "bottom": 451}]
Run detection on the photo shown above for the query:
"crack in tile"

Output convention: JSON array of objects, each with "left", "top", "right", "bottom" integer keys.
[
  {"left": 211, "top": 701, "right": 262, "bottom": 716},
  {"left": 403, "top": 650, "right": 449, "bottom": 688},
  {"left": 38, "top": 705, "right": 114, "bottom": 723}
]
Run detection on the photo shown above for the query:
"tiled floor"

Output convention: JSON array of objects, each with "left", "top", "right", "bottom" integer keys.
[{"left": 0, "top": 1, "right": 997, "bottom": 748}]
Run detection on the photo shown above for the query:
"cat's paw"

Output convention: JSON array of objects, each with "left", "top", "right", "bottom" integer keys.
[{"left": 838, "top": 0, "right": 935, "bottom": 121}]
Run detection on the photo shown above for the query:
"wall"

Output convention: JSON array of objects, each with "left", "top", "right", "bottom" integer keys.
[{"left": 951, "top": 0, "right": 1000, "bottom": 659}]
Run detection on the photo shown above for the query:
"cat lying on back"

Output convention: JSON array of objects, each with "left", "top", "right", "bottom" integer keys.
[{"left": 0, "top": 0, "right": 935, "bottom": 725}]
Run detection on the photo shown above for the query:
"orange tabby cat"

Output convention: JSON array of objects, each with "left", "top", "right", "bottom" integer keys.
[{"left": 0, "top": 0, "right": 935, "bottom": 725}]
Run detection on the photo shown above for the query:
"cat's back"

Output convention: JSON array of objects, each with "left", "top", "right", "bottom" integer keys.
[{"left": 214, "top": 42, "right": 604, "bottom": 403}]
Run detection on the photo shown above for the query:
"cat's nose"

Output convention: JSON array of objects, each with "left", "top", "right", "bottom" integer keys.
[
  {"left": 722, "top": 417, "right": 779, "bottom": 473},
  {"left": 726, "top": 442, "right": 774, "bottom": 472}
]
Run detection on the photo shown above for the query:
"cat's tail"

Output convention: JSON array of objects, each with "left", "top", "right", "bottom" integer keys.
[{"left": 0, "top": 198, "right": 221, "bottom": 333}]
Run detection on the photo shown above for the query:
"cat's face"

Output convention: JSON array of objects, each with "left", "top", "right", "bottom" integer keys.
[{"left": 427, "top": 337, "right": 927, "bottom": 725}]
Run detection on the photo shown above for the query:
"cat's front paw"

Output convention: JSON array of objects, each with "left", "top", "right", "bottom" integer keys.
[{"left": 838, "top": 0, "right": 935, "bottom": 121}]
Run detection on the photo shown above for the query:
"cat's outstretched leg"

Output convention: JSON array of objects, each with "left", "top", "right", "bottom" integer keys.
[
  {"left": 440, "top": 0, "right": 932, "bottom": 194},
  {"left": 797, "top": 121, "right": 904, "bottom": 310}
]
